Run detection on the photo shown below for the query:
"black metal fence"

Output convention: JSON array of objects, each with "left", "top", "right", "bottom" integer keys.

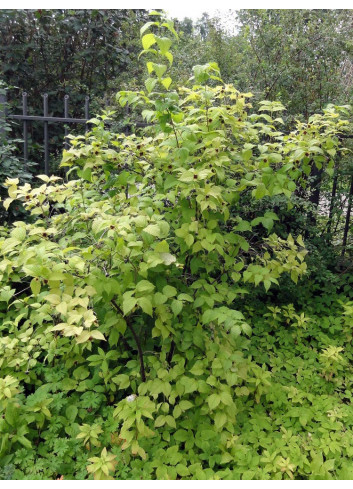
[{"left": 0, "top": 92, "right": 90, "bottom": 175}]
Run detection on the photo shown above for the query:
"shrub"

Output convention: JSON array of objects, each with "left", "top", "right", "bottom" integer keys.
[{"left": 0, "top": 13, "right": 351, "bottom": 480}]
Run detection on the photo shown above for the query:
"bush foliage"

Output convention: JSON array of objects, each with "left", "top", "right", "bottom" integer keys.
[{"left": 1, "top": 13, "right": 353, "bottom": 480}]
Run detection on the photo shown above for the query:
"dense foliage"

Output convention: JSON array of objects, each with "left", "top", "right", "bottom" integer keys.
[
  {"left": 0, "top": 82, "right": 37, "bottom": 224},
  {"left": 0, "top": 9, "right": 150, "bottom": 98},
  {"left": 176, "top": 10, "right": 353, "bottom": 115},
  {"left": 0, "top": 9, "right": 150, "bottom": 167},
  {"left": 1, "top": 11, "right": 353, "bottom": 481}
]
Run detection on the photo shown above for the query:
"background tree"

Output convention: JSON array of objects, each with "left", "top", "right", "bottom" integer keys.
[
  {"left": 0, "top": 9, "right": 150, "bottom": 167},
  {"left": 236, "top": 9, "right": 353, "bottom": 116}
]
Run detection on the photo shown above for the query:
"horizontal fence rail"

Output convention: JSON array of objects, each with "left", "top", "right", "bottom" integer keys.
[{"left": 8, "top": 115, "right": 89, "bottom": 123}]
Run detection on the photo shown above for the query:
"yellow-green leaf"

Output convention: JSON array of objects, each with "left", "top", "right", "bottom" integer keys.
[
  {"left": 90, "top": 330, "right": 106, "bottom": 341},
  {"left": 30, "top": 278, "right": 41, "bottom": 296},
  {"left": 142, "top": 33, "right": 156, "bottom": 50},
  {"left": 144, "top": 224, "right": 160, "bottom": 237},
  {"left": 161, "top": 77, "right": 172, "bottom": 90}
]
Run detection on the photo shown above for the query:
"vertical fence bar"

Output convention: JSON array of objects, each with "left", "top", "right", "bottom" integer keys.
[
  {"left": 84, "top": 96, "right": 90, "bottom": 136},
  {"left": 63, "top": 95, "right": 69, "bottom": 178},
  {"left": 85, "top": 96, "right": 89, "bottom": 120},
  {"left": 64, "top": 95, "right": 69, "bottom": 150},
  {"left": 43, "top": 93, "right": 49, "bottom": 176},
  {"left": 23, "top": 92, "right": 28, "bottom": 163},
  {"left": 0, "top": 90, "right": 6, "bottom": 142}
]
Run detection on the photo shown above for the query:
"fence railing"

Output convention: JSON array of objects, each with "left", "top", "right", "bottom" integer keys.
[{"left": 0, "top": 92, "right": 90, "bottom": 176}]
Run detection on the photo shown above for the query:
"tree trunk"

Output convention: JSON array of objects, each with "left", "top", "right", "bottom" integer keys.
[
  {"left": 326, "top": 159, "right": 340, "bottom": 239},
  {"left": 342, "top": 173, "right": 353, "bottom": 256},
  {"left": 309, "top": 162, "right": 323, "bottom": 207},
  {"left": 306, "top": 161, "right": 323, "bottom": 236}
]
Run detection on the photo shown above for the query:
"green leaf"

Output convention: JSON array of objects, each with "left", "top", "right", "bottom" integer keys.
[
  {"left": 176, "top": 464, "right": 190, "bottom": 476},
  {"left": 90, "top": 330, "right": 106, "bottom": 341},
  {"left": 178, "top": 293, "right": 193, "bottom": 302},
  {"left": 66, "top": 405, "right": 78, "bottom": 422},
  {"left": 142, "top": 33, "right": 156, "bottom": 50},
  {"left": 0, "top": 287, "right": 15, "bottom": 303},
  {"left": 163, "top": 285, "right": 177, "bottom": 298},
  {"left": 154, "top": 240, "right": 170, "bottom": 253},
  {"left": 153, "top": 63, "right": 167, "bottom": 79},
  {"left": 49, "top": 271, "right": 66, "bottom": 281},
  {"left": 154, "top": 292, "right": 168, "bottom": 305},
  {"left": 207, "top": 393, "right": 221, "bottom": 410},
  {"left": 18, "top": 436, "right": 32, "bottom": 449},
  {"left": 56, "top": 302, "right": 67, "bottom": 315},
  {"left": 254, "top": 183, "right": 267, "bottom": 200},
  {"left": 214, "top": 412, "right": 227, "bottom": 429},
  {"left": 5, "top": 402, "right": 19, "bottom": 427},
  {"left": 73, "top": 366, "right": 90, "bottom": 380},
  {"left": 156, "top": 36, "right": 172, "bottom": 54},
  {"left": 61, "top": 378, "right": 78, "bottom": 391},
  {"left": 112, "top": 374, "right": 130, "bottom": 389},
  {"left": 30, "top": 278, "right": 41, "bottom": 296},
  {"left": 136, "top": 280, "right": 155, "bottom": 294},
  {"left": 220, "top": 391, "right": 233, "bottom": 406},
  {"left": 140, "top": 21, "right": 158, "bottom": 36},
  {"left": 220, "top": 452, "right": 233, "bottom": 464},
  {"left": 161, "top": 77, "right": 172, "bottom": 90},
  {"left": 122, "top": 293, "right": 136, "bottom": 315},
  {"left": 189, "top": 361, "right": 204, "bottom": 376},
  {"left": 165, "top": 51, "right": 173, "bottom": 66},
  {"left": 149, "top": 10, "right": 162, "bottom": 16},
  {"left": 171, "top": 299, "right": 183, "bottom": 316},
  {"left": 145, "top": 77, "right": 157, "bottom": 93},
  {"left": 242, "top": 149, "right": 252, "bottom": 161},
  {"left": 146, "top": 61, "right": 154, "bottom": 74},
  {"left": 144, "top": 224, "right": 161, "bottom": 237},
  {"left": 193, "top": 65, "right": 210, "bottom": 84},
  {"left": 159, "top": 252, "right": 176, "bottom": 265},
  {"left": 138, "top": 297, "right": 153, "bottom": 316}
]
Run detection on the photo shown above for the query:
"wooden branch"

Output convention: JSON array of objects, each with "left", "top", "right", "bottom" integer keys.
[{"left": 111, "top": 299, "right": 146, "bottom": 382}]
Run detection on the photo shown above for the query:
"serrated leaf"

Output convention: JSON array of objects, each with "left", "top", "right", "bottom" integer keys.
[{"left": 207, "top": 393, "right": 221, "bottom": 410}]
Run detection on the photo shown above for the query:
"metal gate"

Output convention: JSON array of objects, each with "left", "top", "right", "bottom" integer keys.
[{"left": 0, "top": 92, "right": 90, "bottom": 176}]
